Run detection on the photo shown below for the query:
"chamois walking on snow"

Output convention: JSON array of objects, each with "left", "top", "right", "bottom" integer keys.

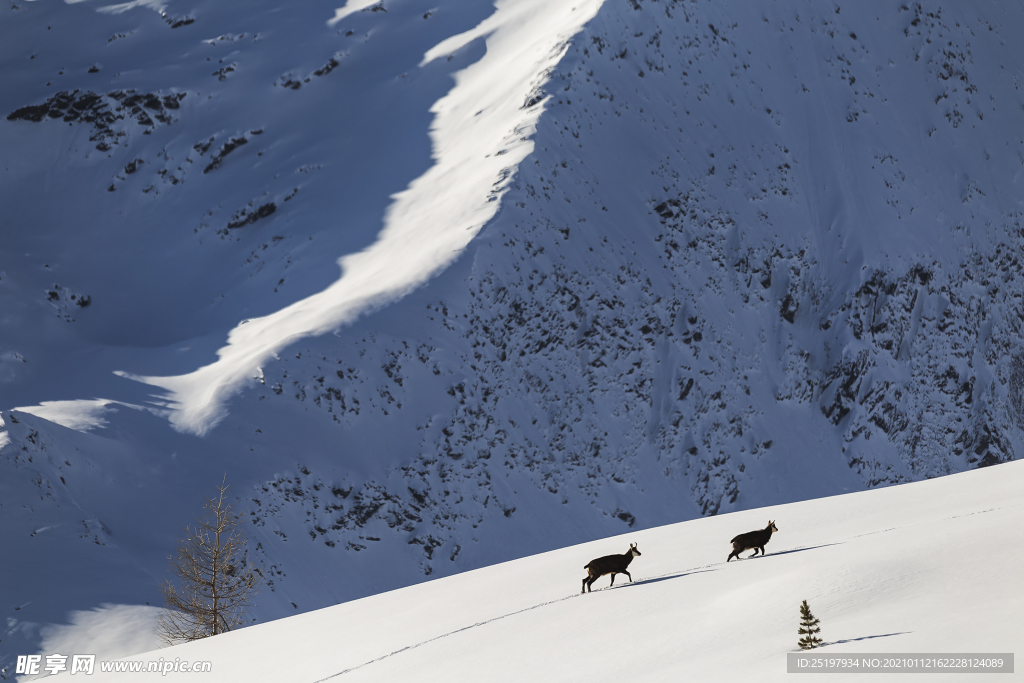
[
  {"left": 581, "top": 543, "right": 641, "bottom": 593},
  {"left": 727, "top": 521, "right": 778, "bottom": 561}
]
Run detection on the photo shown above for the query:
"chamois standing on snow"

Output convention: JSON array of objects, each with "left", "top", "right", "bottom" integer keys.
[
  {"left": 727, "top": 521, "right": 778, "bottom": 561},
  {"left": 581, "top": 543, "right": 641, "bottom": 593}
]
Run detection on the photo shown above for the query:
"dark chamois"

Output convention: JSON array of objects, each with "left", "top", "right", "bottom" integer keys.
[
  {"left": 727, "top": 520, "right": 778, "bottom": 561},
  {"left": 581, "top": 543, "right": 641, "bottom": 594}
]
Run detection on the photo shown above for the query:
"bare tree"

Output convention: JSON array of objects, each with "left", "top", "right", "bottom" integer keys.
[{"left": 156, "top": 475, "right": 262, "bottom": 645}]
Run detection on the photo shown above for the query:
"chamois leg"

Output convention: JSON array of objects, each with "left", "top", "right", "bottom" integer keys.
[
  {"left": 757, "top": 546, "right": 765, "bottom": 557},
  {"left": 609, "top": 573, "right": 616, "bottom": 587},
  {"left": 622, "top": 570, "right": 633, "bottom": 583},
  {"left": 728, "top": 545, "right": 740, "bottom": 562},
  {"left": 748, "top": 547, "right": 759, "bottom": 558},
  {"left": 582, "top": 577, "right": 589, "bottom": 594}
]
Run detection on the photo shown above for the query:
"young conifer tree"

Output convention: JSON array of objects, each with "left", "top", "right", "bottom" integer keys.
[
  {"left": 797, "top": 599, "right": 823, "bottom": 650},
  {"left": 156, "top": 475, "right": 263, "bottom": 645}
]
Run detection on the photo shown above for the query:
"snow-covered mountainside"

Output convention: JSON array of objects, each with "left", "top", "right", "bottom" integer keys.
[
  {"left": 72, "top": 461, "right": 1024, "bottom": 681},
  {"left": 2, "top": 0, "right": 1023, "bottom": 670}
]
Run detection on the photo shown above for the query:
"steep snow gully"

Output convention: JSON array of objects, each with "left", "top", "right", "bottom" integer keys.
[
  {"left": 2, "top": 0, "right": 1023, "bottom": 672},
  {"left": 119, "top": 0, "right": 605, "bottom": 437}
]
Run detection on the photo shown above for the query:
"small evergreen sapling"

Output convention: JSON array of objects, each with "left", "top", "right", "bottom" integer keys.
[{"left": 797, "top": 599, "right": 823, "bottom": 650}]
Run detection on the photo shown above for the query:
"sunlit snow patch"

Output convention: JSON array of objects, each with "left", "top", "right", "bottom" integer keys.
[
  {"left": 13, "top": 399, "right": 144, "bottom": 432},
  {"left": 96, "top": 0, "right": 168, "bottom": 16},
  {"left": 37, "top": 604, "right": 166, "bottom": 663},
  {"left": 120, "top": 0, "right": 605, "bottom": 436},
  {"left": 327, "top": 0, "right": 386, "bottom": 27}
]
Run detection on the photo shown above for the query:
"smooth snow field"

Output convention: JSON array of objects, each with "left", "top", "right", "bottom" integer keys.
[{"left": 58, "top": 461, "right": 1021, "bottom": 682}]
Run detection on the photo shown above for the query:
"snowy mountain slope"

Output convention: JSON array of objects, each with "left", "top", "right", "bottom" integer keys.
[
  {"left": 3, "top": 0, "right": 1024, "bottom": 673},
  {"left": 59, "top": 459, "right": 1024, "bottom": 682},
  {"left": 1, "top": 0, "right": 608, "bottom": 666}
]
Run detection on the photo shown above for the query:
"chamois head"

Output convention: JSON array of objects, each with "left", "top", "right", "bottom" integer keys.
[
  {"left": 629, "top": 542, "right": 641, "bottom": 557},
  {"left": 768, "top": 521, "right": 779, "bottom": 532}
]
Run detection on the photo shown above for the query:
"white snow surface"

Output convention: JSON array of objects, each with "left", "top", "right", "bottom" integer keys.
[
  {"left": 37, "top": 604, "right": 164, "bottom": 668},
  {"left": 2, "top": 0, "right": 1024, "bottom": 676},
  {"left": 13, "top": 399, "right": 144, "bottom": 432},
  {"left": 54, "top": 461, "right": 1024, "bottom": 682},
  {"left": 328, "top": 1, "right": 388, "bottom": 29}
]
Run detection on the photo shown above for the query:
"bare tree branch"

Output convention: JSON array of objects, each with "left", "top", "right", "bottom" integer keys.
[{"left": 156, "top": 475, "right": 263, "bottom": 645}]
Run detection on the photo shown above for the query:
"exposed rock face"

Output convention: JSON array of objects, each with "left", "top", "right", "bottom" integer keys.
[
  {"left": 222, "top": 0, "right": 1024, "bottom": 577},
  {"left": 8, "top": 90, "right": 185, "bottom": 150}
]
